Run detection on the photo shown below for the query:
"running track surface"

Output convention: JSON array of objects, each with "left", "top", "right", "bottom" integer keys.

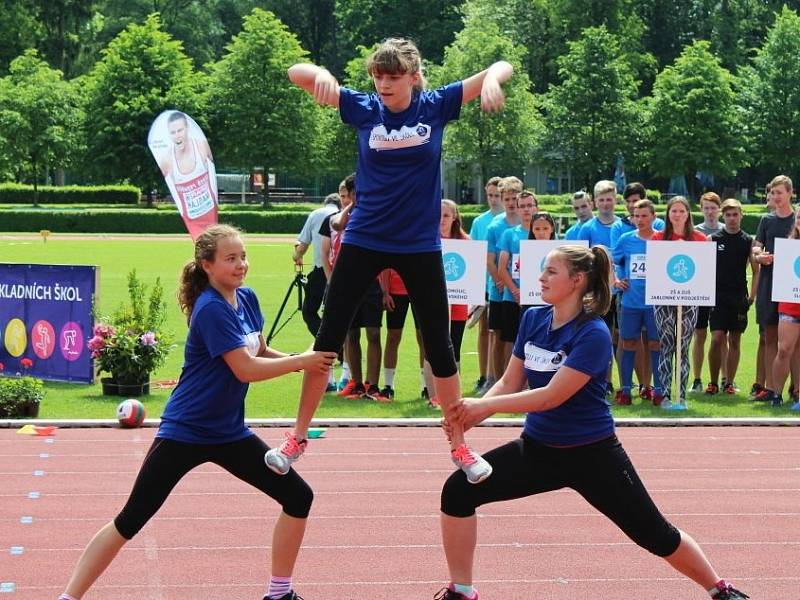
[{"left": 1, "top": 426, "right": 797, "bottom": 599}]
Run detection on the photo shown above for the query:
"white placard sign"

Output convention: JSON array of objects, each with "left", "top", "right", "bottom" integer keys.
[
  {"left": 771, "top": 238, "right": 800, "bottom": 303},
  {"left": 645, "top": 241, "right": 716, "bottom": 306},
  {"left": 441, "top": 239, "right": 488, "bottom": 305},
  {"left": 519, "top": 240, "right": 589, "bottom": 305}
]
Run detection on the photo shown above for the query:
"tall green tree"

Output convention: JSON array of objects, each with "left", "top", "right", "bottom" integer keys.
[
  {"left": 540, "top": 26, "right": 642, "bottom": 189},
  {"left": 461, "top": 0, "right": 555, "bottom": 94},
  {"left": 0, "top": 50, "right": 83, "bottom": 201},
  {"left": 739, "top": 7, "right": 800, "bottom": 182},
  {"left": 646, "top": 40, "right": 744, "bottom": 193},
  {"left": 81, "top": 14, "right": 202, "bottom": 188},
  {"left": 0, "top": 0, "right": 41, "bottom": 75},
  {"left": 36, "top": 0, "right": 103, "bottom": 78},
  {"left": 206, "top": 8, "right": 324, "bottom": 190},
  {"left": 433, "top": 18, "right": 540, "bottom": 183},
  {"left": 335, "top": 0, "right": 462, "bottom": 66}
]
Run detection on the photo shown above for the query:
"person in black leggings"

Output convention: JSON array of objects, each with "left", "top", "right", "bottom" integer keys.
[
  {"left": 58, "top": 225, "right": 336, "bottom": 600},
  {"left": 435, "top": 244, "right": 748, "bottom": 600}
]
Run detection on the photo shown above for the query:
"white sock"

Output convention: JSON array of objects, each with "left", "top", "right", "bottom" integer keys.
[
  {"left": 384, "top": 368, "right": 396, "bottom": 388},
  {"left": 341, "top": 362, "right": 350, "bottom": 380},
  {"left": 419, "top": 368, "right": 426, "bottom": 388}
]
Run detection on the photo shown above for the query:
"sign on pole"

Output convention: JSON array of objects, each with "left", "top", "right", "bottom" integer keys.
[
  {"left": 645, "top": 241, "right": 716, "bottom": 306},
  {"left": 519, "top": 240, "right": 588, "bottom": 305},
  {"left": 147, "top": 110, "right": 218, "bottom": 240},
  {"left": 772, "top": 238, "right": 800, "bottom": 302},
  {"left": 441, "top": 239, "right": 488, "bottom": 306}
]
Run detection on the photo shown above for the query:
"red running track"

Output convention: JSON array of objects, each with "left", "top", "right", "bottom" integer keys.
[{"left": 1, "top": 426, "right": 798, "bottom": 599}]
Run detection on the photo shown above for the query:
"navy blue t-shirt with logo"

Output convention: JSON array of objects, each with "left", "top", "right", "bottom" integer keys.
[
  {"left": 513, "top": 306, "right": 614, "bottom": 446},
  {"left": 158, "top": 287, "right": 264, "bottom": 444},
  {"left": 338, "top": 83, "right": 462, "bottom": 253}
]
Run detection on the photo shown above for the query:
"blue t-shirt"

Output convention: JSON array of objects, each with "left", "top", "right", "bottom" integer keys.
[
  {"left": 563, "top": 220, "right": 587, "bottom": 241},
  {"left": 609, "top": 215, "right": 664, "bottom": 250},
  {"left": 577, "top": 215, "right": 621, "bottom": 248},
  {"left": 612, "top": 230, "right": 651, "bottom": 309},
  {"left": 513, "top": 306, "right": 614, "bottom": 446},
  {"left": 338, "top": 83, "right": 462, "bottom": 253},
  {"left": 486, "top": 216, "right": 517, "bottom": 302},
  {"left": 158, "top": 287, "right": 264, "bottom": 444},
  {"left": 498, "top": 225, "right": 528, "bottom": 302},
  {"left": 469, "top": 209, "right": 498, "bottom": 242}
]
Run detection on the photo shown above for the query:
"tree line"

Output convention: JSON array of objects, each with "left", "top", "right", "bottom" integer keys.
[{"left": 1, "top": 0, "right": 800, "bottom": 196}]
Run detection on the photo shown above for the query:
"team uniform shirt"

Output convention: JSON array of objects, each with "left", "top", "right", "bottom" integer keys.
[
  {"left": 471, "top": 209, "right": 502, "bottom": 293},
  {"left": 710, "top": 229, "right": 753, "bottom": 305},
  {"left": 612, "top": 230, "right": 652, "bottom": 309},
  {"left": 577, "top": 215, "right": 621, "bottom": 248},
  {"left": 651, "top": 231, "right": 707, "bottom": 242},
  {"left": 779, "top": 301, "right": 800, "bottom": 318},
  {"left": 513, "top": 307, "right": 614, "bottom": 446},
  {"left": 695, "top": 222, "right": 722, "bottom": 236},
  {"left": 486, "top": 216, "right": 518, "bottom": 302},
  {"left": 498, "top": 224, "right": 529, "bottom": 302},
  {"left": 297, "top": 204, "right": 339, "bottom": 268},
  {"left": 609, "top": 215, "right": 664, "bottom": 250},
  {"left": 338, "top": 84, "right": 462, "bottom": 253},
  {"left": 383, "top": 269, "right": 408, "bottom": 295},
  {"left": 159, "top": 287, "right": 264, "bottom": 444},
  {"left": 563, "top": 220, "right": 587, "bottom": 241},
  {"left": 469, "top": 209, "right": 500, "bottom": 242}
]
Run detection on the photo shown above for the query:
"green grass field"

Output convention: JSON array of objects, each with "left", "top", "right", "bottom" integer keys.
[{"left": 0, "top": 234, "right": 795, "bottom": 420}]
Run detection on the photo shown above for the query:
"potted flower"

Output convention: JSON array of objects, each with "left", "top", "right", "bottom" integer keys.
[
  {"left": 87, "top": 269, "right": 173, "bottom": 396},
  {"left": 0, "top": 374, "right": 44, "bottom": 418}
]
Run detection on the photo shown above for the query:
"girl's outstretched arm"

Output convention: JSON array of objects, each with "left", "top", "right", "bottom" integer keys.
[
  {"left": 460, "top": 61, "right": 514, "bottom": 112},
  {"left": 288, "top": 63, "right": 341, "bottom": 107}
]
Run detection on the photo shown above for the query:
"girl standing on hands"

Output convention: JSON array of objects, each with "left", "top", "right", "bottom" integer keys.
[
  {"left": 266, "top": 38, "right": 513, "bottom": 483},
  {"left": 436, "top": 244, "right": 748, "bottom": 600},
  {"left": 58, "top": 225, "right": 336, "bottom": 600}
]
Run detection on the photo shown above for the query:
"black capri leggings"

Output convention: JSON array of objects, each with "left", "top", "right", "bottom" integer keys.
[
  {"left": 114, "top": 434, "right": 313, "bottom": 540},
  {"left": 441, "top": 434, "right": 681, "bottom": 557},
  {"left": 316, "top": 243, "right": 457, "bottom": 377}
]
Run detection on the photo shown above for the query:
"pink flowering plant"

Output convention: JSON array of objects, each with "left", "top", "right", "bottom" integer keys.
[{"left": 88, "top": 270, "right": 173, "bottom": 385}]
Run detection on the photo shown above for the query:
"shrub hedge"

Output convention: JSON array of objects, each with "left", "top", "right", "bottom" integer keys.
[
  {"left": 0, "top": 207, "right": 766, "bottom": 235},
  {"left": 0, "top": 183, "right": 140, "bottom": 204}
]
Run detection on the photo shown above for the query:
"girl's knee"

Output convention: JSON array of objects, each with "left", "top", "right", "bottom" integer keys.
[{"left": 440, "top": 472, "right": 476, "bottom": 518}]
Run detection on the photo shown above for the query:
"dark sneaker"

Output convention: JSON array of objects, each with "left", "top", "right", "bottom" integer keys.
[
  {"left": 345, "top": 382, "right": 366, "bottom": 400},
  {"left": 711, "top": 582, "right": 749, "bottom": 599},
  {"left": 749, "top": 383, "right": 765, "bottom": 397},
  {"left": 379, "top": 385, "right": 395, "bottom": 400},
  {"left": 723, "top": 382, "right": 737, "bottom": 394},
  {"left": 753, "top": 388, "right": 773, "bottom": 402},
  {"left": 705, "top": 382, "right": 719, "bottom": 395},
  {"left": 434, "top": 584, "right": 479, "bottom": 599},
  {"left": 365, "top": 384, "right": 392, "bottom": 403},
  {"left": 791, "top": 388, "right": 799, "bottom": 403},
  {"left": 474, "top": 376, "right": 486, "bottom": 390},
  {"left": 264, "top": 591, "right": 305, "bottom": 600},
  {"left": 770, "top": 393, "right": 783, "bottom": 407},
  {"left": 691, "top": 378, "right": 703, "bottom": 393},
  {"left": 421, "top": 386, "right": 429, "bottom": 399}
]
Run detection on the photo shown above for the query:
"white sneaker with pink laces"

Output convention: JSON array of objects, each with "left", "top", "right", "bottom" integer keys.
[
  {"left": 451, "top": 444, "right": 492, "bottom": 484},
  {"left": 265, "top": 432, "right": 308, "bottom": 475}
]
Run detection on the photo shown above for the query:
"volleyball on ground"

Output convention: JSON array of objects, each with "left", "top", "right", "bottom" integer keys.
[{"left": 116, "top": 399, "right": 146, "bottom": 428}]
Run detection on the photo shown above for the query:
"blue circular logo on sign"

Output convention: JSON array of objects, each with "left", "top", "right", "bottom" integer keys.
[
  {"left": 794, "top": 256, "right": 800, "bottom": 279},
  {"left": 666, "top": 254, "right": 695, "bottom": 284},
  {"left": 443, "top": 252, "right": 466, "bottom": 282}
]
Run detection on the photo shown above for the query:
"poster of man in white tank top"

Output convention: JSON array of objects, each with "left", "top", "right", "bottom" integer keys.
[{"left": 147, "top": 110, "right": 218, "bottom": 240}]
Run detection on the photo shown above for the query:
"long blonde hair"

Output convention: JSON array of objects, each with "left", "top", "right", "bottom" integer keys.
[
  {"left": 366, "top": 38, "right": 426, "bottom": 91},
  {"left": 178, "top": 224, "right": 242, "bottom": 322}
]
